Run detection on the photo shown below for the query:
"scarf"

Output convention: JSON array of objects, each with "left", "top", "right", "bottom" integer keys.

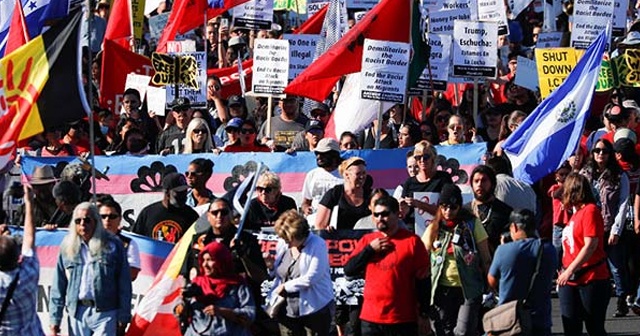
[{"left": 191, "top": 242, "right": 242, "bottom": 303}]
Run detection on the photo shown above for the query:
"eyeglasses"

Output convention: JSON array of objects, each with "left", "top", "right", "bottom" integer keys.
[
  {"left": 240, "top": 128, "right": 256, "bottom": 134},
  {"left": 256, "top": 186, "right": 274, "bottom": 193},
  {"left": 373, "top": 210, "right": 391, "bottom": 218},
  {"left": 209, "top": 208, "right": 230, "bottom": 217},
  {"left": 100, "top": 214, "right": 119, "bottom": 220},
  {"left": 193, "top": 128, "right": 208, "bottom": 134},
  {"left": 414, "top": 154, "right": 431, "bottom": 161},
  {"left": 74, "top": 217, "right": 92, "bottom": 224},
  {"left": 592, "top": 148, "right": 610, "bottom": 155}
]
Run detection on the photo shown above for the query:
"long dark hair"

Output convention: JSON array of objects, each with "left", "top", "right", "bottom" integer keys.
[{"left": 584, "top": 139, "right": 623, "bottom": 183}]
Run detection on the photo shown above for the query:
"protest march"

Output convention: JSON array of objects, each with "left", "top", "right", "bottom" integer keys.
[{"left": 2, "top": 0, "right": 640, "bottom": 335}]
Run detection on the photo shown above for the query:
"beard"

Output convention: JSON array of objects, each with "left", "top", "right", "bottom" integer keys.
[{"left": 474, "top": 190, "right": 493, "bottom": 203}]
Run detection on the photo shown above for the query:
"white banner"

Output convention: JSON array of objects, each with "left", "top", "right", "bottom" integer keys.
[
  {"left": 165, "top": 51, "right": 207, "bottom": 107},
  {"left": 252, "top": 39, "right": 290, "bottom": 97},
  {"left": 284, "top": 34, "right": 319, "bottom": 82},
  {"left": 360, "top": 39, "right": 410, "bottom": 103},
  {"left": 233, "top": 0, "right": 274, "bottom": 29},
  {"left": 452, "top": 20, "right": 498, "bottom": 78},
  {"left": 570, "top": 0, "right": 614, "bottom": 49}
]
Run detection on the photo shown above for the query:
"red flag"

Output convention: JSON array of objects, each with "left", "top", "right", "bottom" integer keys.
[
  {"left": 104, "top": 0, "right": 133, "bottom": 49},
  {"left": 284, "top": 0, "right": 411, "bottom": 102},
  {"left": 294, "top": 3, "right": 328, "bottom": 34},
  {"left": 100, "top": 39, "right": 155, "bottom": 113},
  {"left": 5, "top": 0, "right": 30, "bottom": 55},
  {"left": 207, "top": 60, "right": 253, "bottom": 97},
  {"left": 156, "top": 0, "right": 250, "bottom": 53}
]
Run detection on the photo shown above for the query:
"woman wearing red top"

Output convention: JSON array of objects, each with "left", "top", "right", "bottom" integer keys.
[
  {"left": 558, "top": 173, "right": 611, "bottom": 336},
  {"left": 224, "top": 120, "right": 270, "bottom": 153}
]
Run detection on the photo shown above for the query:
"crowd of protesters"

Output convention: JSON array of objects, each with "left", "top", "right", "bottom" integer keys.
[{"left": 5, "top": 0, "right": 640, "bottom": 335}]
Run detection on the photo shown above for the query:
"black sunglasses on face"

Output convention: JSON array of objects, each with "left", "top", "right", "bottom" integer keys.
[
  {"left": 241, "top": 128, "right": 256, "bottom": 134},
  {"left": 193, "top": 128, "right": 208, "bottom": 134},
  {"left": 100, "top": 214, "right": 119, "bottom": 220},
  {"left": 373, "top": 210, "right": 391, "bottom": 218},
  {"left": 209, "top": 208, "right": 230, "bottom": 216},
  {"left": 256, "top": 186, "right": 273, "bottom": 193},
  {"left": 74, "top": 217, "right": 92, "bottom": 224}
]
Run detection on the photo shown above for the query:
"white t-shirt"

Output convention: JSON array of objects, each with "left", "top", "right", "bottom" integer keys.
[{"left": 301, "top": 167, "right": 343, "bottom": 214}]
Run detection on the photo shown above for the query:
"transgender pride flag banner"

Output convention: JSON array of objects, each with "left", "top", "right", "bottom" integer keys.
[{"left": 20, "top": 144, "right": 486, "bottom": 225}]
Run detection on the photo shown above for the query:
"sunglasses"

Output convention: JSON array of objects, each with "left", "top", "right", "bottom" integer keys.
[
  {"left": 373, "top": 210, "right": 391, "bottom": 218},
  {"left": 74, "top": 217, "right": 92, "bottom": 224},
  {"left": 185, "top": 171, "right": 204, "bottom": 177},
  {"left": 256, "top": 186, "right": 274, "bottom": 193},
  {"left": 209, "top": 208, "right": 230, "bottom": 216},
  {"left": 100, "top": 214, "right": 119, "bottom": 220},
  {"left": 448, "top": 124, "right": 464, "bottom": 131},
  {"left": 240, "top": 128, "right": 256, "bottom": 134},
  {"left": 592, "top": 148, "right": 610, "bottom": 155},
  {"left": 414, "top": 153, "right": 431, "bottom": 161},
  {"left": 193, "top": 128, "right": 208, "bottom": 134}
]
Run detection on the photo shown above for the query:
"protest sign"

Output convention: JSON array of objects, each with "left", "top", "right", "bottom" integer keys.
[
  {"left": 535, "top": 47, "right": 577, "bottom": 98},
  {"left": 452, "top": 20, "right": 498, "bottom": 78},
  {"left": 233, "top": 0, "right": 274, "bottom": 29},
  {"left": 252, "top": 39, "right": 290, "bottom": 96},
  {"left": 612, "top": 0, "right": 629, "bottom": 37},
  {"left": 570, "top": 0, "right": 614, "bottom": 49},
  {"left": 354, "top": 11, "right": 367, "bottom": 22},
  {"left": 597, "top": 55, "right": 615, "bottom": 91},
  {"left": 132, "top": 0, "right": 146, "bottom": 46},
  {"left": 476, "top": 0, "right": 509, "bottom": 35},
  {"left": 428, "top": 8, "right": 472, "bottom": 35},
  {"left": 536, "top": 31, "right": 563, "bottom": 48},
  {"left": 284, "top": 34, "right": 319, "bottom": 81},
  {"left": 164, "top": 51, "right": 207, "bottom": 106},
  {"left": 440, "top": 0, "right": 473, "bottom": 11},
  {"left": 414, "top": 192, "right": 439, "bottom": 237},
  {"left": 612, "top": 49, "right": 640, "bottom": 87},
  {"left": 167, "top": 40, "right": 196, "bottom": 53},
  {"left": 346, "top": 0, "right": 378, "bottom": 9},
  {"left": 308, "top": 1, "right": 329, "bottom": 16},
  {"left": 146, "top": 86, "right": 167, "bottom": 116},
  {"left": 360, "top": 39, "right": 411, "bottom": 103},
  {"left": 514, "top": 56, "right": 539, "bottom": 91},
  {"left": 148, "top": 12, "right": 170, "bottom": 41},
  {"left": 411, "top": 33, "right": 452, "bottom": 93},
  {"left": 125, "top": 73, "right": 151, "bottom": 101}
]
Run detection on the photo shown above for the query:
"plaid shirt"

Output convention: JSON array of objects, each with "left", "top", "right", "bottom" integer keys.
[{"left": 0, "top": 249, "right": 44, "bottom": 335}]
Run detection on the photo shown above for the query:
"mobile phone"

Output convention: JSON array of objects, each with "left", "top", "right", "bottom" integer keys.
[{"left": 220, "top": 18, "right": 229, "bottom": 30}]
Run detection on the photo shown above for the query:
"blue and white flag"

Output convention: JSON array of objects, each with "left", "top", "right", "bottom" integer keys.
[
  {"left": 0, "top": 0, "right": 69, "bottom": 56},
  {"left": 502, "top": 29, "right": 608, "bottom": 185}
]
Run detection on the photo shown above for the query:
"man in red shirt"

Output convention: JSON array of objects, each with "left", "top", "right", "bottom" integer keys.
[{"left": 344, "top": 196, "right": 431, "bottom": 335}]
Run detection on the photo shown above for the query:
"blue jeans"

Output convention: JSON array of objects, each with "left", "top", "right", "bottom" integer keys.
[
  {"left": 68, "top": 304, "right": 117, "bottom": 336},
  {"left": 605, "top": 233, "right": 629, "bottom": 297},
  {"left": 360, "top": 321, "right": 417, "bottom": 336},
  {"left": 558, "top": 279, "right": 610, "bottom": 336}
]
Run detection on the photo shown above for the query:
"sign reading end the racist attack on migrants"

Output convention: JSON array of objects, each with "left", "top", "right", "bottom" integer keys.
[
  {"left": 252, "top": 38, "right": 290, "bottom": 97},
  {"left": 233, "top": 0, "right": 274, "bottom": 30},
  {"left": 410, "top": 33, "right": 452, "bottom": 94},
  {"left": 284, "top": 34, "right": 319, "bottom": 82},
  {"left": 452, "top": 20, "right": 498, "bottom": 78},
  {"left": 476, "top": 0, "right": 509, "bottom": 36},
  {"left": 570, "top": 0, "right": 614, "bottom": 49},
  {"left": 360, "top": 39, "right": 411, "bottom": 103},
  {"left": 535, "top": 47, "right": 577, "bottom": 98}
]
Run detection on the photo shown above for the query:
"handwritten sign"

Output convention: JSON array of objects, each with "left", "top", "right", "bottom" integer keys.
[{"left": 164, "top": 52, "right": 207, "bottom": 106}]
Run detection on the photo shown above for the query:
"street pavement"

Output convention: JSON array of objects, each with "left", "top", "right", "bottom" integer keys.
[{"left": 550, "top": 297, "right": 640, "bottom": 335}]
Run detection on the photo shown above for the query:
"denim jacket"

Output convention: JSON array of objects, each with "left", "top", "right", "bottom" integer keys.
[
  {"left": 185, "top": 284, "right": 256, "bottom": 336},
  {"left": 49, "top": 234, "right": 132, "bottom": 326}
]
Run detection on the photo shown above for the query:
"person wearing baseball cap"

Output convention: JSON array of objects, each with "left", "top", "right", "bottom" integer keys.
[
  {"left": 131, "top": 173, "right": 199, "bottom": 243},
  {"left": 157, "top": 98, "right": 193, "bottom": 155},
  {"left": 301, "top": 138, "right": 343, "bottom": 217},
  {"left": 288, "top": 120, "right": 325, "bottom": 153}
]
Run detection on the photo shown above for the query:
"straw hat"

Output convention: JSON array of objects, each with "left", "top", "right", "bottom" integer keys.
[{"left": 30, "top": 166, "right": 57, "bottom": 185}]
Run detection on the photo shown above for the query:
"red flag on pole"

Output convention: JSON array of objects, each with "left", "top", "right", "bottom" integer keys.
[
  {"left": 284, "top": 0, "right": 411, "bottom": 102},
  {"left": 5, "top": 0, "right": 30, "bottom": 55},
  {"left": 104, "top": 0, "right": 134, "bottom": 50}
]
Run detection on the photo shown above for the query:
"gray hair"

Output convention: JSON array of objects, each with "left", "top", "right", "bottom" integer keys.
[{"left": 60, "top": 202, "right": 110, "bottom": 259}]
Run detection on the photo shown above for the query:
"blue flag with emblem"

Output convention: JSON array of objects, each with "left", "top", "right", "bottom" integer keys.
[
  {"left": 0, "top": 0, "right": 69, "bottom": 56},
  {"left": 502, "top": 29, "right": 609, "bottom": 185}
]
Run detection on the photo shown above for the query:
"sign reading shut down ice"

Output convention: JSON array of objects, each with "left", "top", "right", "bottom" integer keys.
[
  {"left": 452, "top": 20, "right": 498, "bottom": 78},
  {"left": 360, "top": 39, "right": 410, "bottom": 103},
  {"left": 252, "top": 39, "right": 290, "bottom": 97}
]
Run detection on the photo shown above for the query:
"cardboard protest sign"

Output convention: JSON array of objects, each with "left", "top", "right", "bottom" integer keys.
[
  {"left": 476, "top": 0, "right": 509, "bottom": 36},
  {"left": 233, "top": 0, "right": 274, "bottom": 29},
  {"left": 514, "top": 56, "right": 539, "bottom": 91},
  {"left": 570, "top": 0, "right": 614, "bottom": 49},
  {"left": 535, "top": 48, "right": 577, "bottom": 98},
  {"left": 452, "top": 20, "right": 498, "bottom": 78},
  {"left": 360, "top": 39, "right": 411, "bottom": 103},
  {"left": 125, "top": 73, "right": 152, "bottom": 101},
  {"left": 612, "top": 0, "right": 629, "bottom": 37},
  {"left": 252, "top": 39, "right": 290, "bottom": 96},
  {"left": 146, "top": 86, "right": 167, "bottom": 116},
  {"left": 284, "top": 34, "right": 319, "bottom": 82},
  {"left": 536, "top": 31, "right": 563, "bottom": 48},
  {"left": 429, "top": 8, "right": 472, "bottom": 35},
  {"left": 412, "top": 33, "right": 452, "bottom": 93}
]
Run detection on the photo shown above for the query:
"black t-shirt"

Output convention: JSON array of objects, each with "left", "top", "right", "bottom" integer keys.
[
  {"left": 464, "top": 198, "right": 513, "bottom": 251},
  {"left": 132, "top": 201, "right": 199, "bottom": 243},
  {"left": 319, "top": 184, "right": 371, "bottom": 230},
  {"left": 401, "top": 171, "right": 453, "bottom": 228},
  {"left": 244, "top": 195, "right": 297, "bottom": 232}
]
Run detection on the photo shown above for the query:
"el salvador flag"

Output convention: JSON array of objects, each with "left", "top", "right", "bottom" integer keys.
[
  {"left": 502, "top": 29, "right": 609, "bottom": 185},
  {"left": 0, "top": 0, "right": 69, "bottom": 56}
]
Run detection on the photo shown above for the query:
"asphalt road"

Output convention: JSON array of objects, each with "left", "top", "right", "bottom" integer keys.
[{"left": 550, "top": 297, "right": 640, "bottom": 335}]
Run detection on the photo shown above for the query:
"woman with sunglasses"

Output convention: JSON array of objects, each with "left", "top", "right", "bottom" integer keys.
[
  {"left": 225, "top": 119, "right": 271, "bottom": 152},
  {"left": 579, "top": 138, "right": 631, "bottom": 317},
  {"left": 244, "top": 172, "right": 297, "bottom": 232},
  {"left": 423, "top": 184, "right": 492, "bottom": 336},
  {"left": 185, "top": 158, "right": 216, "bottom": 208},
  {"left": 183, "top": 118, "right": 216, "bottom": 154},
  {"left": 400, "top": 141, "right": 453, "bottom": 231}
]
